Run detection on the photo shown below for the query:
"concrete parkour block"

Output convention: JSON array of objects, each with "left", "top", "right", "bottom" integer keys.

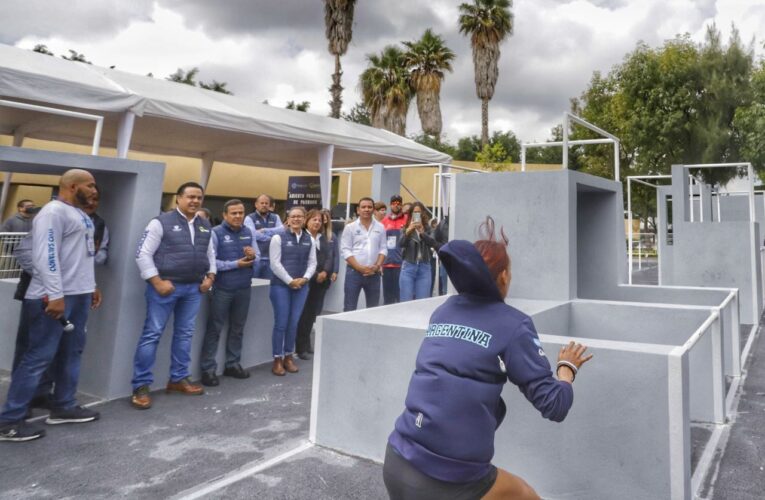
[{"left": 312, "top": 169, "right": 747, "bottom": 500}]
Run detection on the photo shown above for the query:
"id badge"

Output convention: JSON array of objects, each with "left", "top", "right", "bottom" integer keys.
[
  {"left": 86, "top": 235, "right": 96, "bottom": 257},
  {"left": 387, "top": 235, "right": 397, "bottom": 249}
]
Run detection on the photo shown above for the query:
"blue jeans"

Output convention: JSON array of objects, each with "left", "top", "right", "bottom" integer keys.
[
  {"left": 1, "top": 293, "right": 91, "bottom": 423},
  {"left": 399, "top": 261, "right": 432, "bottom": 302},
  {"left": 343, "top": 268, "right": 381, "bottom": 311},
  {"left": 200, "top": 287, "right": 252, "bottom": 372},
  {"left": 269, "top": 283, "right": 309, "bottom": 357},
  {"left": 132, "top": 282, "right": 202, "bottom": 390},
  {"left": 253, "top": 260, "right": 273, "bottom": 280},
  {"left": 382, "top": 267, "right": 401, "bottom": 305}
]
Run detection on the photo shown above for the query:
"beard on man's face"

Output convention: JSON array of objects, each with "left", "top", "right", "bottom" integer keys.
[{"left": 75, "top": 187, "right": 92, "bottom": 208}]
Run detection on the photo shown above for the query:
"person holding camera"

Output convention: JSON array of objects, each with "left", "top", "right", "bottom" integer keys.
[
  {"left": 398, "top": 202, "right": 440, "bottom": 302},
  {"left": 384, "top": 217, "right": 592, "bottom": 499},
  {"left": 199, "top": 199, "right": 257, "bottom": 386},
  {"left": 1, "top": 199, "right": 36, "bottom": 232}
]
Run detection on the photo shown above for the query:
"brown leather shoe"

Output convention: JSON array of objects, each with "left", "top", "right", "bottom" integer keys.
[
  {"left": 272, "top": 357, "right": 285, "bottom": 376},
  {"left": 166, "top": 377, "right": 204, "bottom": 395},
  {"left": 131, "top": 385, "right": 152, "bottom": 410},
  {"left": 283, "top": 354, "right": 299, "bottom": 373}
]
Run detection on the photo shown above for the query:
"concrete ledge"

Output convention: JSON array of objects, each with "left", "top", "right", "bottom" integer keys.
[{"left": 311, "top": 298, "right": 717, "bottom": 499}]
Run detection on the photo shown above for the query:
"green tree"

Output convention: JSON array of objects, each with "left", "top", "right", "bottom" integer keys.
[
  {"left": 359, "top": 45, "right": 413, "bottom": 136},
  {"left": 33, "top": 44, "right": 54, "bottom": 56},
  {"left": 61, "top": 49, "right": 91, "bottom": 64},
  {"left": 734, "top": 61, "right": 765, "bottom": 178},
  {"left": 342, "top": 102, "right": 372, "bottom": 125},
  {"left": 286, "top": 101, "right": 311, "bottom": 112},
  {"left": 455, "top": 135, "right": 481, "bottom": 161},
  {"left": 458, "top": 0, "right": 513, "bottom": 147},
  {"left": 410, "top": 133, "right": 457, "bottom": 157},
  {"left": 476, "top": 142, "right": 509, "bottom": 171},
  {"left": 403, "top": 29, "right": 456, "bottom": 142},
  {"left": 453, "top": 130, "right": 519, "bottom": 162},
  {"left": 324, "top": 0, "right": 357, "bottom": 118}
]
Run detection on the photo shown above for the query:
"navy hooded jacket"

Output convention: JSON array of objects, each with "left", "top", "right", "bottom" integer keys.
[{"left": 388, "top": 240, "right": 574, "bottom": 483}]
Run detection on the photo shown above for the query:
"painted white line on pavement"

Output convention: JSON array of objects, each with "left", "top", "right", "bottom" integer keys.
[{"left": 173, "top": 440, "right": 314, "bottom": 500}]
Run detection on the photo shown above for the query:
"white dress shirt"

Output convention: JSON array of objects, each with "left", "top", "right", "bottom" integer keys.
[
  {"left": 340, "top": 218, "right": 388, "bottom": 267},
  {"left": 135, "top": 208, "right": 217, "bottom": 281}
]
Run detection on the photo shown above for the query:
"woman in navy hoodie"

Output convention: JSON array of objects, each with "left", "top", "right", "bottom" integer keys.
[{"left": 384, "top": 218, "right": 592, "bottom": 500}]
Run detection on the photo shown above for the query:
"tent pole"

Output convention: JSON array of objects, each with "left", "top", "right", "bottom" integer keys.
[
  {"left": 200, "top": 153, "right": 214, "bottom": 190},
  {"left": 318, "top": 145, "right": 334, "bottom": 210},
  {"left": 116, "top": 111, "right": 135, "bottom": 159}
]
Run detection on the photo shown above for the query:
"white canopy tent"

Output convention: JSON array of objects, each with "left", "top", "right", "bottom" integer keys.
[{"left": 0, "top": 43, "right": 451, "bottom": 209}]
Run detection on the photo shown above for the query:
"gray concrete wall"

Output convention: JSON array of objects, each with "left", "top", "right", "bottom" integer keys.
[
  {"left": 452, "top": 171, "right": 575, "bottom": 300},
  {"left": 716, "top": 195, "right": 754, "bottom": 222},
  {"left": 0, "top": 279, "right": 21, "bottom": 370},
  {"left": 0, "top": 147, "right": 278, "bottom": 400},
  {"left": 128, "top": 280, "right": 275, "bottom": 394},
  {"left": 669, "top": 221, "right": 760, "bottom": 324},
  {"left": 451, "top": 170, "right": 626, "bottom": 302},
  {"left": 311, "top": 298, "right": 695, "bottom": 499}
]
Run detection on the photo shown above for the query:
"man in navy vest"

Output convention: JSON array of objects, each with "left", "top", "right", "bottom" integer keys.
[
  {"left": 132, "top": 182, "right": 216, "bottom": 410},
  {"left": 199, "top": 199, "right": 257, "bottom": 386},
  {"left": 244, "top": 194, "right": 283, "bottom": 280}
]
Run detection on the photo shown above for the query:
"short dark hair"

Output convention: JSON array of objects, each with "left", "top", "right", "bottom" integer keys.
[
  {"left": 358, "top": 197, "right": 374, "bottom": 206},
  {"left": 176, "top": 182, "right": 204, "bottom": 196},
  {"left": 223, "top": 199, "right": 245, "bottom": 213},
  {"left": 17, "top": 199, "right": 33, "bottom": 208},
  {"left": 390, "top": 194, "right": 402, "bottom": 203}
]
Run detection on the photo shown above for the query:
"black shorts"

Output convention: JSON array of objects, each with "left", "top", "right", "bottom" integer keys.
[{"left": 382, "top": 443, "right": 498, "bottom": 500}]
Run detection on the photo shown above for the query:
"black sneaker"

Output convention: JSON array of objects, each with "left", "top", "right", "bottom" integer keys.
[
  {"left": 223, "top": 364, "right": 250, "bottom": 379},
  {"left": 297, "top": 352, "right": 312, "bottom": 360},
  {"left": 0, "top": 421, "right": 46, "bottom": 442},
  {"left": 201, "top": 371, "right": 220, "bottom": 387},
  {"left": 45, "top": 406, "right": 100, "bottom": 425}
]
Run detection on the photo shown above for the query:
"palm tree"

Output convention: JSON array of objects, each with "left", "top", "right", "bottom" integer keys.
[
  {"left": 286, "top": 101, "right": 311, "bottom": 112},
  {"left": 167, "top": 67, "right": 199, "bottom": 86},
  {"left": 359, "top": 46, "right": 413, "bottom": 136},
  {"left": 403, "top": 29, "right": 456, "bottom": 142},
  {"left": 458, "top": 0, "right": 513, "bottom": 146},
  {"left": 200, "top": 80, "right": 234, "bottom": 95},
  {"left": 324, "top": 0, "right": 357, "bottom": 119}
]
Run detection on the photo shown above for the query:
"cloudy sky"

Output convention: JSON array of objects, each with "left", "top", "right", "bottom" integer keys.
[{"left": 3, "top": 0, "right": 763, "bottom": 142}]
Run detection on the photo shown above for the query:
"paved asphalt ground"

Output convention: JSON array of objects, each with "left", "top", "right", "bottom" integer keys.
[{"left": 0, "top": 306, "right": 763, "bottom": 499}]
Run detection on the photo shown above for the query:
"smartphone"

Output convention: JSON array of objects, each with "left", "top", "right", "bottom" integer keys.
[{"left": 413, "top": 212, "right": 421, "bottom": 224}]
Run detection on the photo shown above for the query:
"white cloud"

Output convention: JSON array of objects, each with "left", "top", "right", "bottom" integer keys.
[{"left": 5, "top": 0, "right": 765, "bottom": 145}]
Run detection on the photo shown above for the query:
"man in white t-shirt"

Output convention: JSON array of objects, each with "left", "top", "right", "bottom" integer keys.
[
  {"left": 0, "top": 169, "right": 102, "bottom": 442},
  {"left": 340, "top": 197, "right": 388, "bottom": 311}
]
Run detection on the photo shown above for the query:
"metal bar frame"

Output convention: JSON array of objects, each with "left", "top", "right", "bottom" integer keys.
[
  {"left": 0, "top": 99, "right": 104, "bottom": 155},
  {"left": 626, "top": 175, "right": 671, "bottom": 285},
  {"left": 520, "top": 112, "right": 621, "bottom": 181}
]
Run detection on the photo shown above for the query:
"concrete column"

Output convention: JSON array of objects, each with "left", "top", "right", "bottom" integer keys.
[
  {"left": 200, "top": 153, "right": 214, "bottom": 189},
  {"left": 371, "top": 163, "right": 401, "bottom": 206},
  {"left": 318, "top": 145, "right": 334, "bottom": 209},
  {"left": 0, "top": 132, "right": 25, "bottom": 219},
  {"left": 700, "top": 183, "right": 712, "bottom": 222},
  {"left": 671, "top": 164, "right": 690, "bottom": 222},
  {"left": 116, "top": 111, "right": 135, "bottom": 159}
]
